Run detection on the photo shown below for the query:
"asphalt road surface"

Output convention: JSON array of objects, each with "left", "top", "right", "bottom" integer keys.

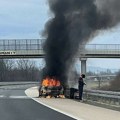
[{"left": 0, "top": 83, "right": 75, "bottom": 120}]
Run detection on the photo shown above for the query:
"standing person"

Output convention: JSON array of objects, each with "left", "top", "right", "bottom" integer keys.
[{"left": 78, "top": 74, "right": 86, "bottom": 101}]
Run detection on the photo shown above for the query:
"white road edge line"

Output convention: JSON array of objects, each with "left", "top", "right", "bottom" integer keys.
[{"left": 25, "top": 88, "right": 84, "bottom": 120}]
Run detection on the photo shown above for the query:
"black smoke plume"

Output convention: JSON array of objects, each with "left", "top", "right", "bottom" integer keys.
[{"left": 42, "top": 0, "right": 120, "bottom": 85}]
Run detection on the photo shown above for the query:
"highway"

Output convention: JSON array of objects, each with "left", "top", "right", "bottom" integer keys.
[{"left": 0, "top": 83, "right": 75, "bottom": 120}]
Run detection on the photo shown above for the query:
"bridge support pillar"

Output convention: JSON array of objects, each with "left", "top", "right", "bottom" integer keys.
[{"left": 80, "top": 58, "right": 87, "bottom": 75}]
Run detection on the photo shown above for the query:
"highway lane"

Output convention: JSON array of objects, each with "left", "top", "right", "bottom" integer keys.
[{"left": 0, "top": 83, "right": 75, "bottom": 120}]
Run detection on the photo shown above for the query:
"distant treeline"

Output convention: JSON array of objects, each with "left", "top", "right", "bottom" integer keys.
[{"left": 0, "top": 59, "right": 43, "bottom": 82}]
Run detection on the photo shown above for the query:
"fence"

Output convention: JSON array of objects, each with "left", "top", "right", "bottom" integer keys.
[
  {"left": 0, "top": 39, "right": 44, "bottom": 50},
  {"left": 79, "top": 44, "right": 120, "bottom": 55}
]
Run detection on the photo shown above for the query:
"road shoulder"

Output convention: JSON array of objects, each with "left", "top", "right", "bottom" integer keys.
[{"left": 25, "top": 87, "right": 120, "bottom": 120}]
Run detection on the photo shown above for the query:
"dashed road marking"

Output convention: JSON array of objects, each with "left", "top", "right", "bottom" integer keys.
[
  {"left": 0, "top": 84, "right": 37, "bottom": 90},
  {"left": 0, "top": 95, "right": 30, "bottom": 99},
  {"left": 0, "top": 95, "right": 6, "bottom": 98},
  {"left": 9, "top": 96, "right": 29, "bottom": 99}
]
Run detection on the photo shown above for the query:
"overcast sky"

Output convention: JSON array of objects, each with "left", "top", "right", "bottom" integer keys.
[
  {"left": 0, "top": 0, "right": 120, "bottom": 70},
  {"left": 0, "top": 0, "right": 49, "bottom": 38}
]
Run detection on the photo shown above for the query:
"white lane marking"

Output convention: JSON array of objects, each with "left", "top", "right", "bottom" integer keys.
[
  {"left": 0, "top": 84, "right": 36, "bottom": 90},
  {"left": 0, "top": 95, "right": 6, "bottom": 98},
  {"left": 9, "top": 96, "right": 29, "bottom": 99},
  {"left": 0, "top": 95, "right": 30, "bottom": 99},
  {"left": 25, "top": 89, "right": 84, "bottom": 120}
]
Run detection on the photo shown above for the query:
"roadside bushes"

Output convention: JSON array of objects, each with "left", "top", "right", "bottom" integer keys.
[
  {"left": 100, "top": 71, "right": 120, "bottom": 91},
  {"left": 0, "top": 59, "right": 42, "bottom": 82}
]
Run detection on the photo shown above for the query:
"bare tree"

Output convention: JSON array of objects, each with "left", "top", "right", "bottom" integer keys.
[
  {"left": 0, "top": 59, "right": 40, "bottom": 82},
  {"left": 16, "top": 59, "right": 39, "bottom": 81},
  {"left": 4, "top": 59, "right": 15, "bottom": 70}
]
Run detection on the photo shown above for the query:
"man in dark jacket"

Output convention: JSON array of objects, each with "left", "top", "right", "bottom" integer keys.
[{"left": 78, "top": 74, "right": 86, "bottom": 101}]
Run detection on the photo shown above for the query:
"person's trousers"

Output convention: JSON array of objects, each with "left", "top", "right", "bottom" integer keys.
[{"left": 79, "top": 87, "right": 83, "bottom": 100}]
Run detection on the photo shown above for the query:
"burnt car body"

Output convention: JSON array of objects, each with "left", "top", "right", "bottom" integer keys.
[
  {"left": 39, "top": 85, "right": 64, "bottom": 98},
  {"left": 39, "top": 77, "right": 64, "bottom": 98}
]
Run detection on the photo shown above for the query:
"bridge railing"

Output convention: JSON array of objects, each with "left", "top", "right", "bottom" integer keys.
[
  {"left": 1, "top": 39, "right": 120, "bottom": 55},
  {"left": 83, "top": 44, "right": 120, "bottom": 50},
  {"left": 79, "top": 44, "right": 120, "bottom": 54},
  {"left": 0, "top": 39, "right": 44, "bottom": 50}
]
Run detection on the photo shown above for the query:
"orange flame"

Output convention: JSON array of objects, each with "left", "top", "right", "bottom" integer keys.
[{"left": 42, "top": 77, "right": 61, "bottom": 87}]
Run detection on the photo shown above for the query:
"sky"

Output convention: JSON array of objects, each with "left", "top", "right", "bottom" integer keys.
[
  {"left": 0, "top": 0, "right": 120, "bottom": 70},
  {"left": 0, "top": 0, "right": 49, "bottom": 39}
]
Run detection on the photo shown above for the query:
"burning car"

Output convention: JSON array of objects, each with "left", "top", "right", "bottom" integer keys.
[{"left": 39, "top": 76, "right": 64, "bottom": 98}]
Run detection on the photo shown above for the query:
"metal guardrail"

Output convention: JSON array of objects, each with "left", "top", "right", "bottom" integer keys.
[
  {"left": 83, "top": 90, "right": 120, "bottom": 106},
  {"left": 65, "top": 88, "right": 120, "bottom": 106}
]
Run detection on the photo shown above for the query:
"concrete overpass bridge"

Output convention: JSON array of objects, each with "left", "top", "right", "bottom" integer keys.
[
  {"left": 0, "top": 39, "right": 44, "bottom": 58},
  {"left": 0, "top": 39, "right": 120, "bottom": 74}
]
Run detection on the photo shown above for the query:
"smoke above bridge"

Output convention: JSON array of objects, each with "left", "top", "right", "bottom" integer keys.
[{"left": 42, "top": 0, "right": 120, "bottom": 85}]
